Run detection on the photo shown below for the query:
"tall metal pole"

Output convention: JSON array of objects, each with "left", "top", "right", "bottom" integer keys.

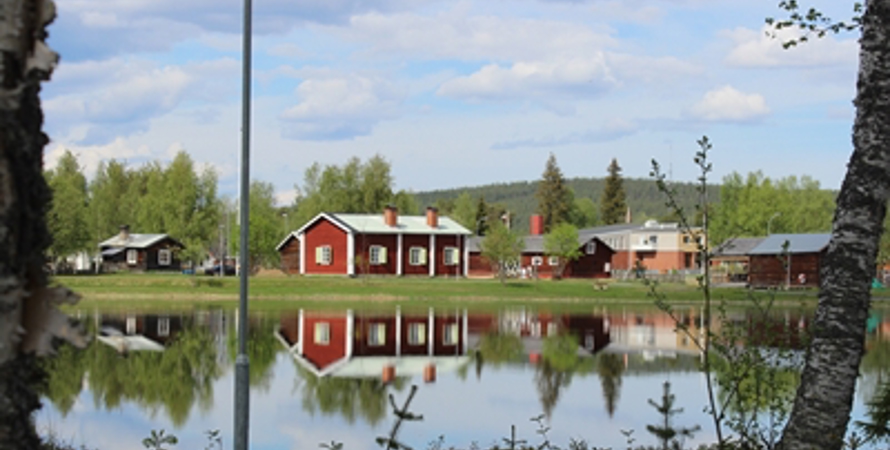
[{"left": 234, "top": 0, "right": 252, "bottom": 447}]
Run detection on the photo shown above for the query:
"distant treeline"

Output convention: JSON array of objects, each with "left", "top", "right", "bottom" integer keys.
[{"left": 415, "top": 178, "right": 714, "bottom": 233}]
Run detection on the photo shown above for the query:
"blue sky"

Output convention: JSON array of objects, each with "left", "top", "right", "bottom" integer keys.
[{"left": 43, "top": 0, "right": 860, "bottom": 204}]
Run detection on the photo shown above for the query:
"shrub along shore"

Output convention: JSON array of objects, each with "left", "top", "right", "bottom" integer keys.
[{"left": 49, "top": 272, "right": 839, "bottom": 312}]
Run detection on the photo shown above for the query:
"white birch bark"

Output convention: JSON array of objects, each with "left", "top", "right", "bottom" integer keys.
[{"left": 779, "top": 1, "right": 890, "bottom": 449}]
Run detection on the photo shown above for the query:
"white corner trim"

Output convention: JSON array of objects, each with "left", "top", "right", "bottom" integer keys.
[{"left": 347, "top": 232, "right": 355, "bottom": 276}]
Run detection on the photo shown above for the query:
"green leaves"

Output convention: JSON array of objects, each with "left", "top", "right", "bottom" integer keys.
[{"left": 46, "top": 150, "right": 91, "bottom": 259}]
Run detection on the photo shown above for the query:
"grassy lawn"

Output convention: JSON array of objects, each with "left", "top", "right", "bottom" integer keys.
[{"left": 52, "top": 272, "right": 827, "bottom": 312}]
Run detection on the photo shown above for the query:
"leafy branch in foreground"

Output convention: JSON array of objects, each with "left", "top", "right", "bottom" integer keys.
[{"left": 765, "top": 1, "right": 862, "bottom": 48}]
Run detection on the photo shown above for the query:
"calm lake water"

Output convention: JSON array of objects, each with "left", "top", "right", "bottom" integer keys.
[{"left": 35, "top": 303, "right": 890, "bottom": 450}]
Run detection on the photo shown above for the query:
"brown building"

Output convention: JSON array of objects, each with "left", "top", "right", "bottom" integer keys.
[
  {"left": 277, "top": 206, "right": 472, "bottom": 276},
  {"left": 711, "top": 237, "right": 765, "bottom": 283},
  {"left": 98, "top": 226, "right": 185, "bottom": 273},
  {"left": 747, "top": 233, "right": 831, "bottom": 288}
]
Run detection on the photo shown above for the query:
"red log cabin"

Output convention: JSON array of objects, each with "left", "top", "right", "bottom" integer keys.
[{"left": 277, "top": 206, "right": 472, "bottom": 277}]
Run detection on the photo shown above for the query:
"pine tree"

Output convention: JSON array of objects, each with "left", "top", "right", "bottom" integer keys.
[
  {"left": 600, "top": 158, "right": 628, "bottom": 225},
  {"left": 535, "top": 153, "right": 572, "bottom": 233},
  {"left": 475, "top": 196, "right": 489, "bottom": 236}
]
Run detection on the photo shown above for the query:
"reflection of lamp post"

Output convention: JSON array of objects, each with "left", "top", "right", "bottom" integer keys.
[{"left": 767, "top": 212, "right": 781, "bottom": 236}]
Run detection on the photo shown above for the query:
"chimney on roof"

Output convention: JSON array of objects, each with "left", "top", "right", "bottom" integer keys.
[
  {"left": 384, "top": 205, "right": 398, "bottom": 227},
  {"left": 625, "top": 206, "right": 632, "bottom": 224},
  {"left": 530, "top": 215, "right": 544, "bottom": 236},
  {"left": 119, "top": 225, "right": 130, "bottom": 242},
  {"left": 426, "top": 206, "right": 439, "bottom": 228}
]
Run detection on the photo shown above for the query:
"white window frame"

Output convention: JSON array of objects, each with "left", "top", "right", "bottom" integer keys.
[
  {"left": 316, "top": 246, "right": 332, "bottom": 265},
  {"left": 368, "top": 323, "right": 386, "bottom": 347},
  {"left": 157, "top": 317, "right": 170, "bottom": 337},
  {"left": 369, "top": 245, "right": 386, "bottom": 265},
  {"left": 443, "top": 323, "right": 459, "bottom": 346},
  {"left": 158, "top": 249, "right": 171, "bottom": 266},
  {"left": 443, "top": 247, "right": 459, "bottom": 266},
  {"left": 407, "top": 323, "right": 426, "bottom": 345},
  {"left": 586, "top": 242, "right": 596, "bottom": 255},
  {"left": 531, "top": 256, "right": 543, "bottom": 267},
  {"left": 548, "top": 256, "right": 559, "bottom": 267},
  {"left": 314, "top": 322, "right": 330, "bottom": 345},
  {"left": 126, "top": 316, "right": 137, "bottom": 335},
  {"left": 409, "top": 247, "right": 426, "bottom": 266},
  {"left": 126, "top": 249, "right": 138, "bottom": 265}
]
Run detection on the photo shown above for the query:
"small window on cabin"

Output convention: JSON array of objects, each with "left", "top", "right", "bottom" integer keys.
[
  {"left": 408, "top": 323, "right": 426, "bottom": 345},
  {"left": 443, "top": 247, "right": 459, "bottom": 266},
  {"left": 443, "top": 324, "right": 459, "bottom": 346},
  {"left": 158, "top": 317, "right": 170, "bottom": 337},
  {"left": 586, "top": 242, "right": 596, "bottom": 255},
  {"left": 683, "top": 235, "right": 691, "bottom": 244},
  {"left": 369, "top": 246, "right": 387, "bottom": 265},
  {"left": 649, "top": 235, "right": 658, "bottom": 245},
  {"left": 316, "top": 246, "right": 332, "bottom": 265},
  {"left": 531, "top": 256, "right": 543, "bottom": 267},
  {"left": 548, "top": 256, "right": 559, "bottom": 267},
  {"left": 368, "top": 323, "right": 386, "bottom": 346},
  {"left": 126, "top": 249, "right": 138, "bottom": 265},
  {"left": 158, "top": 249, "right": 171, "bottom": 266},
  {"left": 409, "top": 247, "right": 426, "bottom": 266},
  {"left": 314, "top": 323, "right": 330, "bottom": 345}
]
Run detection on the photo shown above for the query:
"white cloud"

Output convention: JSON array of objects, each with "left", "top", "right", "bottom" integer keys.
[
  {"left": 491, "top": 118, "right": 638, "bottom": 150},
  {"left": 688, "top": 85, "right": 770, "bottom": 122},
  {"left": 437, "top": 56, "right": 617, "bottom": 105},
  {"left": 44, "top": 138, "right": 154, "bottom": 177},
  {"left": 280, "top": 74, "right": 405, "bottom": 140},
  {"left": 340, "top": 11, "right": 616, "bottom": 62},
  {"left": 44, "top": 58, "right": 238, "bottom": 144},
  {"left": 724, "top": 25, "right": 858, "bottom": 68}
]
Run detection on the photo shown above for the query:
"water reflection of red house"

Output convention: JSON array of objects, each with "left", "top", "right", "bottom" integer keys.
[{"left": 276, "top": 308, "right": 470, "bottom": 380}]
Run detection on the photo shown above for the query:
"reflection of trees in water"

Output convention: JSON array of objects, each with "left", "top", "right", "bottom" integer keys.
[
  {"left": 596, "top": 353, "right": 624, "bottom": 418},
  {"left": 534, "top": 334, "right": 596, "bottom": 419},
  {"left": 41, "top": 325, "right": 223, "bottom": 428},
  {"left": 227, "top": 315, "right": 280, "bottom": 391},
  {"left": 293, "top": 364, "right": 408, "bottom": 426}
]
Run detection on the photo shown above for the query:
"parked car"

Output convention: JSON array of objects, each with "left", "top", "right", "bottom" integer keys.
[{"left": 204, "top": 264, "right": 236, "bottom": 276}]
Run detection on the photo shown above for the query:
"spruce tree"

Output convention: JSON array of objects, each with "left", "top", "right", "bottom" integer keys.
[
  {"left": 535, "top": 153, "right": 572, "bottom": 233},
  {"left": 600, "top": 158, "right": 628, "bottom": 225},
  {"left": 475, "top": 196, "right": 489, "bottom": 235}
]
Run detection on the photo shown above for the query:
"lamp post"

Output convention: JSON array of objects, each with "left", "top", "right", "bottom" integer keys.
[
  {"left": 767, "top": 212, "right": 781, "bottom": 236},
  {"left": 234, "top": 0, "right": 252, "bottom": 447}
]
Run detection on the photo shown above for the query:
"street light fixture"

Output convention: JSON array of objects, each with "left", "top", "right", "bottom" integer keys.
[{"left": 767, "top": 212, "right": 781, "bottom": 236}]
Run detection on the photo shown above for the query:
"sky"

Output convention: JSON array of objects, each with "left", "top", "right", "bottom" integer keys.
[{"left": 42, "top": 0, "right": 860, "bottom": 205}]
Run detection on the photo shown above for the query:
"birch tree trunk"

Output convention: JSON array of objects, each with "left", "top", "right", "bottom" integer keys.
[
  {"left": 0, "top": 0, "right": 59, "bottom": 448},
  {"left": 779, "top": 1, "right": 890, "bottom": 449}
]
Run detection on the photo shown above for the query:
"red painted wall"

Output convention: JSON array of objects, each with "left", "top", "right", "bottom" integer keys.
[
  {"left": 434, "top": 235, "right": 464, "bottom": 277},
  {"left": 301, "top": 314, "right": 348, "bottom": 370},
  {"left": 402, "top": 235, "right": 430, "bottom": 276},
  {"left": 355, "top": 234, "right": 398, "bottom": 275},
  {"left": 303, "top": 219, "right": 349, "bottom": 275}
]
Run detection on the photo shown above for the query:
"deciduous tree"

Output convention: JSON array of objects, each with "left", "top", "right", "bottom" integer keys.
[
  {"left": 479, "top": 221, "right": 524, "bottom": 283},
  {"left": 543, "top": 223, "right": 583, "bottom": 279},
  {"left": 45, "top": 150, "right": 91, "bottom": 260}
]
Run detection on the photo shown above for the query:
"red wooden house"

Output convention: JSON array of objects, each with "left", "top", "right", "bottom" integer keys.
[
  {"left": 277, "top": 206, "right": 472, "bottom": 277},
  {"left": 276, "top": 307, "right": 470, "bottom": 380}
]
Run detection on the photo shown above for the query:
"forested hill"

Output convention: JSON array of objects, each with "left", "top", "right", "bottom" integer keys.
[{"left": 415, "top": 177, "right": 715, "bottom": 233}]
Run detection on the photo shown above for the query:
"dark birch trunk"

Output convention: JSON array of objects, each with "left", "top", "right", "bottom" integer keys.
[
  {"left": 779, "top": 1, "right": 890, "bottom": 449},
  {"left": 0, "top": 0, "right": 58, "bottom": 448}
]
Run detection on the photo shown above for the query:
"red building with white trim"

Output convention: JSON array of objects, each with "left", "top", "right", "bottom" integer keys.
[{"left": 277, "top": 206, "right": 472, "bottom": 277}]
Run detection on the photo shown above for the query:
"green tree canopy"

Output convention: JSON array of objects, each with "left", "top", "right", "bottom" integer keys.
[
  {"left": 232, "top": 181, "right": 283, "bottom": 271},
  {"left": 543, "top": 223, "right": 582, "bottom": 279},
  {"left": 535, "top": 153, "right": 572, "bottom": 232},
  {"left": 479, "top": 221, "right": 524, "bottom": 283},
  {"left": 46, "top": 150, "right": 91, "bottom": 259},
  {"left": 600, "top": 158, "right": 628, "bottom": 225}
]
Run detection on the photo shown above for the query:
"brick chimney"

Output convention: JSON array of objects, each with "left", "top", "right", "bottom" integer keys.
[
  {"left": 530, "top": 215, "right": 544, "bottom": 235},
  {"left": 119, "top": 225, "right": 130, "bottom": 242},
  {"left": 384, "top": 205, "right": 398, "bottom": 227},
  {"left": 426, "top": 206, "right": 439, "bottom": 228}
]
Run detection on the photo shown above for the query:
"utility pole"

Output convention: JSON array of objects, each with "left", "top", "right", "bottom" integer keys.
[{"left": 234, "top": 0, "right": 252, "bottom": 447}]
